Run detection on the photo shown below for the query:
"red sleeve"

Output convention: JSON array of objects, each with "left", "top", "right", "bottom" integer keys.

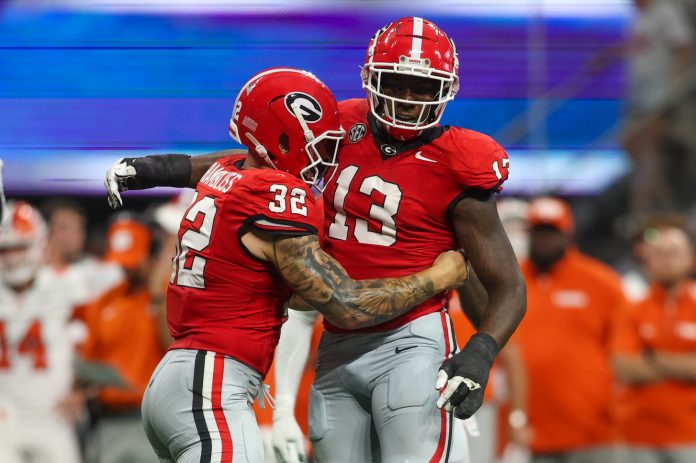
[
  {"left": 243, "top": 172, "right": 323, "bottom": 237},
  {"left": 448, "top": 129, "right": 510, "bottom": 192}
]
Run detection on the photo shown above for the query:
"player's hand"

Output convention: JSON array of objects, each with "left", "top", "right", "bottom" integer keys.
[
  {"left": 435, "top": 333, "right": 499, "bottom": 419},
  {"left": 432, "top": 250, "right": 469, "bottom": 289},
  {"left": 104, "top": 157, "right": 138, "bottom": 209},
  {"left": 272, "top": 409, "right": 306, "bottom": 463},
  {"left": 55, "top": 388, "right": 88, "bottom": 424}
]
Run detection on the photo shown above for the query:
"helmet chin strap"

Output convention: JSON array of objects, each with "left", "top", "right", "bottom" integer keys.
[
  {"left": 386, "top": 125, "right": 422, "bottom": 142},
  {"left": 245, "top": 133, "right": 277, "bottom": 169},
  {"left": 289, "top": 102, "right": 316, "bottom": 142},
  {"left": 379, "top": 115, "right": 423, "bottom": 142}
]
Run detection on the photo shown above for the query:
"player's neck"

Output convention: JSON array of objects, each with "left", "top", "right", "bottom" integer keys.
[{"left": 241, "top": 154, "right": 267, "bottom": 170}]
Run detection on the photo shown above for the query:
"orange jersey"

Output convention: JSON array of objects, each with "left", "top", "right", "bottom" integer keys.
[
  {"left": 517, "top": 249, "right": 624, "bottom": 453},
  {"left": 612, "top": 281, "right": 696, "bottom": 447},
  {"left": 82, "top": 283, "right": 165, "bottom": 409}
]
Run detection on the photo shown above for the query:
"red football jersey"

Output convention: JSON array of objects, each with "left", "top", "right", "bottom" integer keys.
[
  {"left": 323, "top": 99, "right": 510, "bottom": 332},
  {"left": 167, "top": 155, "right": 322, "bottom": 377}
]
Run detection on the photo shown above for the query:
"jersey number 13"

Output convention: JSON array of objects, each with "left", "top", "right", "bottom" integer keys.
[{"left": 328, "top": 165, "right": 403, "bottom": 247}]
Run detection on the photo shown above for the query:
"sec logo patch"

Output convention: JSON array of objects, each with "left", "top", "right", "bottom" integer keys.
[{"left": 349, "top": 123, "right": 367, "bottom": 143}]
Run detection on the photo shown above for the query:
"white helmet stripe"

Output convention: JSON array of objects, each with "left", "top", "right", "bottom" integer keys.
[{"left": 411, "top": 17, "right": 423, "bottom": 59}]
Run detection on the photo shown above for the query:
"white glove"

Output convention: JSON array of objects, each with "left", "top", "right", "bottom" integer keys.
[
  {"left": 272, "top": 407, "right": 306, "bottom": 463},
  {"left": 104, "top": 158, "right": 137, "bottom": 209}
]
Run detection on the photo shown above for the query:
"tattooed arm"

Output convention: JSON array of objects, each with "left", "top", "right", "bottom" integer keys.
[{"left": 241, "top": 231, "right": 468, "bottom": 330}]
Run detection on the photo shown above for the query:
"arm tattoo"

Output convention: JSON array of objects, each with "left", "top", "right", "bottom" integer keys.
[{"left": 272, "top": 235, "right": 440, "bottom": 329}]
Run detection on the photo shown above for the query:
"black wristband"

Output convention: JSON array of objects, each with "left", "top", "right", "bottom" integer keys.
[
  {"left": 126, "top": 154, "right": 192, "bottom": 190},
  {"left": 468, "top": 332, "right": 500, "bottom": 365}
]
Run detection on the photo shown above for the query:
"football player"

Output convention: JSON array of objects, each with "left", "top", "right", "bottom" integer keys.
[
  {"left": 107, "top": 18, "right": 526, "bottom": 462},
  {"left": 0, "top": 201, "right": 87, "bottom": 463},
  {"left": 139, "top": 67, "right": 469, "bottom": 463}
]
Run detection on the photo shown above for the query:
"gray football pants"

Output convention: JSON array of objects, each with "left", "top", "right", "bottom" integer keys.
[
  {"left": 141, "top": 349, "right": 264, "bottom": 463},
  {"left": 309, "top": 311, "right": 470, "bottom": 463}
]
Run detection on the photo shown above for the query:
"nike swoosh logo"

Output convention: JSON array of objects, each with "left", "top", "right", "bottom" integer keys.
[
  {"left": 415, "top": 151, "right": 437, "bottom": 163},
  {"left": 395, "top": 345, "right": 418, "bottom": 354}
]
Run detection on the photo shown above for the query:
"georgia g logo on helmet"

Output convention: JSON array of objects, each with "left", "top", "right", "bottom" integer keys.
[{"left": 285, "top": 92, "right": 323, "bottom": 123}]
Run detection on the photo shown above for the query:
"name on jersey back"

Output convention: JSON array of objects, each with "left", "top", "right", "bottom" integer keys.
[{"left": 200, "top": 162, "right": 243, "bottom": 193}]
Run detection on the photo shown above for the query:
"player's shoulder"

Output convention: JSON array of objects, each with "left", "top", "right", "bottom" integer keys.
[
  {"left": 27, "top": 266, "right": 91, "bottom": 309},
  {"left": 236, "top": 168, "right": 318, "bottom": 210},
  {"left": 198, "top": 155, "right": 246, "bottom": 195},
  {"left": 437, "top": 127, "right": 509, "bottom": 190},
  {"left": 241, "top": 168, "right": 311, "bottom": 194},
  {"left": 338, "top": 98, "right": 369, "bottom": 127},
  {"left": 442, "top": 127, "right": 506, "bottom": 159},
  {"left": 338, "top": 98, "right": 368, "bottom": 115}
]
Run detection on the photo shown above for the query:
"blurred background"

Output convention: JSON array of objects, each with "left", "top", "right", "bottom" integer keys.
[
  {"left": 4, "top": 0, "right": 694, "bottom": 260},
  {"left": 1, "top": 1, "right": 695, "bottom": 462}
]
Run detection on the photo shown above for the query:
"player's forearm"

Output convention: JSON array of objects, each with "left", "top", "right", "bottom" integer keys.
[
  {"left": 122, "top": 151, "right": 243, "bottom": 190},
  {"left": 455, "top": 267, "right": 488, "bottom": 328},
  {"left": 273, "top": 235, "right": 457, "bottom": 329},
  {"left": 274, "top": 309, "right": 318, "bottom": 411},
  {"left": 652, "top": 351, "right": 696, "bottom": 381},
  {"left": 338, "top": 266, "right": 455, "bottom": 329},
  {"left": 476, "top": 272, "right": 526, "bottom": 348},
  {"left": 613, "top": 354, "right": 663, "bottom": 384},
  {"left": 499, "top": 342, "right": 527, "bottom": 415}
]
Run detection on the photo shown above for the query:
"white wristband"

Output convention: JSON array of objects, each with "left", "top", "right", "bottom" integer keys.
[{"left": 508, "top": 409, "right": 528, "bottom": 429}]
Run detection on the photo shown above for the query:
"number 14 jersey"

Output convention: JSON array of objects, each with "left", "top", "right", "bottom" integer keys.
[{"left": 322, "top": 99, "right": 510, "bottom": 332}]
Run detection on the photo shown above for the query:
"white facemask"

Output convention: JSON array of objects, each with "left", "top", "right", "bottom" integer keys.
[{"left": 0, "top": 246, "right": 42, "bottom": 287}]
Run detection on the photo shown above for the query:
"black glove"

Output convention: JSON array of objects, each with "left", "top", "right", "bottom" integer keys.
[{"left": 435, "top": 332, "right": 499, "bottom": 419}]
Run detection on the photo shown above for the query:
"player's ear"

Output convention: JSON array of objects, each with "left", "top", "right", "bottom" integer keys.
[{"left": 279, "top": 133, "right": 290, "bottom": 154}]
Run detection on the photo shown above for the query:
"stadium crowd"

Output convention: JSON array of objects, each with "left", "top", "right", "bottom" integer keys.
[{"left": 0, "top": 1, "right": 695, "bottom": 462}]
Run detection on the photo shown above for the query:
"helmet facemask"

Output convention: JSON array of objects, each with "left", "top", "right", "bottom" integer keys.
[
  {"left": 0, "top": 202, "right": 46, "bottom": 288},
  {"left": 279, "top": 97, "right": 343, "bottom": 193},
  {"left": 364, "top": 64, "right": 457, "bottom": 136},
  {"left": 362, "top": 17, "right": 460, "bottom": 141},
  {"left": 300, "top": 131, "right": 343, "bottom": 193},
  {"left": 0, "top": 244, "right": 43, "bottom": 287}
]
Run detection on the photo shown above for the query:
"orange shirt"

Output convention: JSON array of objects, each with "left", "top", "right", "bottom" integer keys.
[
  {"left": 517, "top": 249, "right": 624, "bottom": 453},
  {"left": 82, "top": 283, "right": 165, "bottom": 410},
  {"left": 448, "top": 292, "right": 496, "bottom": 402},
  {"left": 612, "top": 281, "right": 696, "bottom": 447}
]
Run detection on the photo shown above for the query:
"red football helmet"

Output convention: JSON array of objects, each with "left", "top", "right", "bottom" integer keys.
[
  {"left": 362, "top": 17, "right": 460, "bottom": 141},
  {"left": 0, "top": 201, "right": 46, "bottom": 287},
  {"left": 229, "top": 68, "right": 345, "bottom": 192}
]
